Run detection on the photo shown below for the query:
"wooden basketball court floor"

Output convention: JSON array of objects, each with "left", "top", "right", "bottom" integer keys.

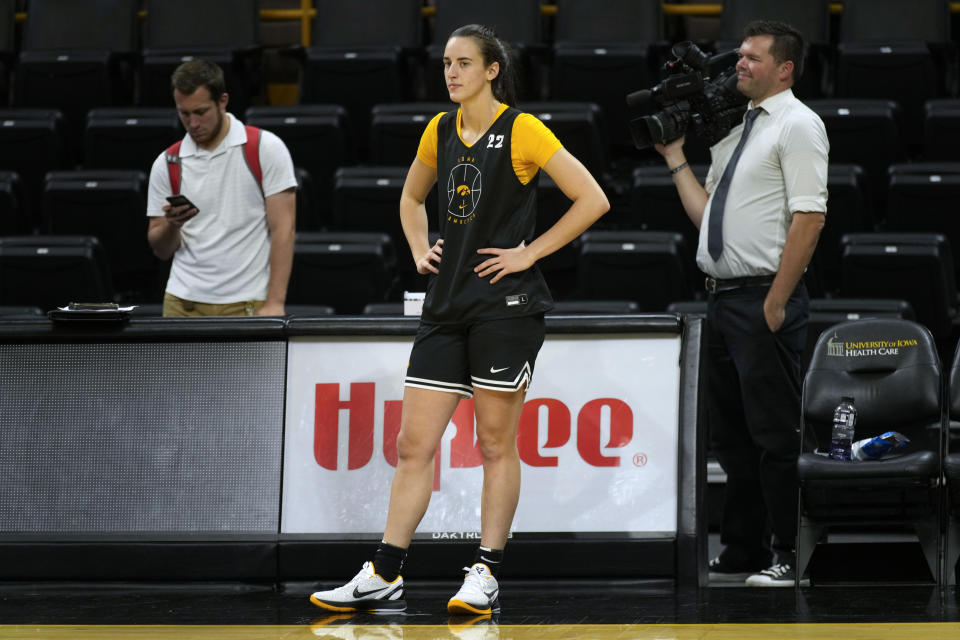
[{"left": 2, "top": 579, "right": 960, "bottom": 639}]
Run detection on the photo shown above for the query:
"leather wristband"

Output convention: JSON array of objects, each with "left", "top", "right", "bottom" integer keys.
[{"left": 669, "top": 161, "right": 689, "bottom": 175}]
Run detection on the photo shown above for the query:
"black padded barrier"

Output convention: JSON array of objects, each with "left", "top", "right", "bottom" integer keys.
[
  {"left": 0, "top": 317, "right": 286, "bottom": 580},
  {"left": 0, "top": 314, "right": 702, "bottom": 584},
  {"left": 283, "top": 313, "right": 682, "bottom": 336}
]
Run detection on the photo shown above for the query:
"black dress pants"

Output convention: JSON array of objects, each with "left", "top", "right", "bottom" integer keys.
[{"left": 706, "top": 281, "right": 808, "bottom": 565}]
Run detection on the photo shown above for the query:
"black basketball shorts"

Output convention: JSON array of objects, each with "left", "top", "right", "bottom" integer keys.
[{"left": 404, "top": 314, "right": 546, "bottom": 398}]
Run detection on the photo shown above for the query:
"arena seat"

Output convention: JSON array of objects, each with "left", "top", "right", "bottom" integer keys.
[
  {"left": 923, "top": 99, "right": 960, "bottom": 161},
  {"left": 332, "top": 162, "right": 440, "bottom": 293},
  {"left": 840, "top": 232, "right": 956, "bottom": 345},
  {"left": 0, "top": 0, "right": 14, "bottom": 105},
  {"left": 551, "top": 0, "right": 662, "bottom": 156},
  {"left": 576, "top": 230, "right": 693, "bottom": 311},
  {"left": 0, "top": 235, "right": 115, "bottom": 310},
  {"left": 630, "top": 163, "right": 709, "bottom": 275},
  {"left": 300, "top": 0, "right": 424, "bottom": 156},
  {"left": 519, "top": 102, "right": 610, "bottom": 182},
  {"left": 797, "top": 318, "right": 944, "bottom": 584},
  {"left": 814, "top": 163, "right": 870, "bottom": 294},
  {"left": 244, "top": 105, "right": 355, "bottom": 224},
  {"left": 331, "top": 166, "right": 428, "bottom": 291},
  {"left": 0, "top": 171, "right": 27, "bottom": 235},
  {"left": 807, "top": 99, "right": 903, "bottom": 218},
  {"left": 140, "top": 0, "right": 261, "bottom": 115},
  {"left": 885, "top": 163, "right": 960, "bottom": 281},
  {"left": 0, "top": 109, "right": 67, "bottom": 230},
  {"left": 287, "top": 231, "right": 396, "bottom": 314},
  {"left": 14, "top": 0, "right": 139, "bottom": 158},
  {"left": 84, "top": 107, "right": 182, "bottom": 176},
  {"left": 834, "top": 0, "right": 953, "bottom": 149},
  {"left": 804, "top": 298, "right": 915, "bottom": 373},
  {"left": 293, "top": 168, "right": 321, "bottom": 232},
  {"left": 945, "top": 339, "right": 960, "bottom": 584},
  {"left": 369, "top": 103, "right": 453, "bottom": 167},
  {"left": 41, "top": 170, "right": 157, "bottom": 302}
]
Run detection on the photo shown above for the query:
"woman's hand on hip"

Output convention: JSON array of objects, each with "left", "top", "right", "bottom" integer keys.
[
  {"left": 475, "top": 241, "right": 534, "bottom": 284},
  {"left": 416, "top": 238, "right": 443, "bottom": 275}
]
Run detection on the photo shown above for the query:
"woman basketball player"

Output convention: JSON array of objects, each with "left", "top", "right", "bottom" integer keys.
[{"left": 310, "top": 23, "right": 609, "bottom": 616}]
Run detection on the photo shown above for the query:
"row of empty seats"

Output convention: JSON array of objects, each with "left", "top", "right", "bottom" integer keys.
[
  {"left": 4, "top": 154, "right": 959, "bottom": 286},
  {"left": 0, "top": 1, "right": 957, "bottom": 162},
  {"left": 0, "top": 230, "right": 957, "bottom": 337},
  {"left": 1, "top": 152, "right": 959, "bottom": 314},
  {"left": 1, "top": 97, "right": 958, "bottom": 229},
  {"left": 5, "top": 157, "right": 959, "bottom": 271}
]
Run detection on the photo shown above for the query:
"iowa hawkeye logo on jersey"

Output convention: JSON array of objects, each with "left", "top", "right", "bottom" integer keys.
[{"left": 446, "top": 157, "right": 482, "bottom": 224}]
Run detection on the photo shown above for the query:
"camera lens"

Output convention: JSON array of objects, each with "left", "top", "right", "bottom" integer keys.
[{"left": 644, "top": 115, "right": 667, "bottom": 145}]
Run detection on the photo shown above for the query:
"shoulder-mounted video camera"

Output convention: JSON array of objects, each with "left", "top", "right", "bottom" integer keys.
[{"left": 627, "top": 42, "right": 749, "bottom": 150}]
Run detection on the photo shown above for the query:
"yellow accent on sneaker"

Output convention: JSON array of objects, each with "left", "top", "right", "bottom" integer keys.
[
  {"left": 447, "top": 598, "right": 493, "bottom": 616},
  {"left": 308, "top": 593, "right": 360, "bottom": 612},
  {"left": 447, "top": 563, "right": 500, "bottom": 615}
]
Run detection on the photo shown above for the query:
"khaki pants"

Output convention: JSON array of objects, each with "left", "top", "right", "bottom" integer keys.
[{"left": 162, "top": 292, "right": 265, "bottom": 317}]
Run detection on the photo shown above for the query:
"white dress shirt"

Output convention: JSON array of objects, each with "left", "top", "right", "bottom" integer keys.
[{"left": 698, "top": 88, "right": 829, "bottom": 279}]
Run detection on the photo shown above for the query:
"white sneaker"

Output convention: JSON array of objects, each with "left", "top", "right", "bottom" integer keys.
[
  {"left": 447, "top": 563, "right": 500, "bottom": 615},
  {"left": 309, "top": 561, "right": 406, "bottom": 612},
  {"left": 745, "top": 563, "right": 810, "bottom": 587}
]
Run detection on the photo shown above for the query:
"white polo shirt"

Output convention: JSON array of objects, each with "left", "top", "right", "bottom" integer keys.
[
  {"left": 147, "top": 113, "right": 297, "bottom": 303},
  {"left": 698, "top": 88, "right": 829, "bottom": 279}
]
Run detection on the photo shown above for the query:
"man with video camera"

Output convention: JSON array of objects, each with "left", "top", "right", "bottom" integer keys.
[{"left": 654, "top": 21, "right": 828, "bottom": 586}]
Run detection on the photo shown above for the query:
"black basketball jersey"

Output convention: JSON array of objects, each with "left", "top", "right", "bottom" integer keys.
[{"left": 422, "top": 107, "right": 554, "bottom": 324}]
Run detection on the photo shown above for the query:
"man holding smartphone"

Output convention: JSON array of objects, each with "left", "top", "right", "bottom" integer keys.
[{"left": 146, "top": 60, "right": 297, "bottom": 317}]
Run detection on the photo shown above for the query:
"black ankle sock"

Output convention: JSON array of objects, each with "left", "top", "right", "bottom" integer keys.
[
  {"left": 473, "top": 545, "right": 503, "bottom": 577},
  {"left": 373, "top": 541, "right": 407, "bottom": 582}
]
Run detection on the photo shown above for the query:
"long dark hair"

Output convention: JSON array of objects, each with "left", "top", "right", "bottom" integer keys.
[{"left": 449, "top": 24, "right": 518, "bottom": 106}]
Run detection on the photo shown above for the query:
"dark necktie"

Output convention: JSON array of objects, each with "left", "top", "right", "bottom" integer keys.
[{"left": 707, "top": 107, "right": 762, "bottom": 261}]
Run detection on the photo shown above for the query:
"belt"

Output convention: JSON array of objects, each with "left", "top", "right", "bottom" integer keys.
[{"left": 704, "top": 275, "right": 775, "bottom": 294}]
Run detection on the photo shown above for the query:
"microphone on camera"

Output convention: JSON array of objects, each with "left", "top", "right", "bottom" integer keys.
[{"left": 626, "top": 89, "right": 653, "bottom": 108}]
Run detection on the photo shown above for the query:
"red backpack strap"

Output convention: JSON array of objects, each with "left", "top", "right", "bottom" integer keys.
[
  {"left": 242, "top": 125, "right": 264, "bottom": 197},
  {"left": 165, "top": 140, "right": 183, "bottom": 195}
]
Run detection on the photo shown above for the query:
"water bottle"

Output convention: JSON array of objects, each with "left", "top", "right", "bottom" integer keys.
[{"left": 829, "top": 396, "right": 857, "bottom": 461}]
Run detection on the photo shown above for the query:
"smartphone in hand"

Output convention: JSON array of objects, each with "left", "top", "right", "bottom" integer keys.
[{"left": 166, "top": 194, "right": 198, "bottom": 211}]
